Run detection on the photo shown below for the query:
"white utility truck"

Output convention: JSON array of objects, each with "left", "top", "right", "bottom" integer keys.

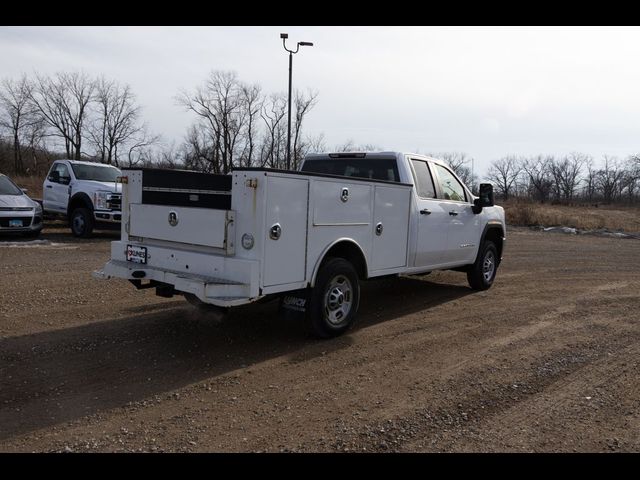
[
  {"left": 43, "top": 160, "right": 122, "bottom": 237},
  {"left": 93, "top": 152, "right": 506, "bottom": 337}
]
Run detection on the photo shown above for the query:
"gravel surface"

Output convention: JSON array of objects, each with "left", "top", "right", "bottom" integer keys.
[{"left": 0, "top": 225, "right": 639, "bottom": 452}]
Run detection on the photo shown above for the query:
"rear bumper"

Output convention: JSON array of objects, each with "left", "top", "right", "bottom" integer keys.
[{"left": 93, "top": 241, "right": 261, "bottom": 307}]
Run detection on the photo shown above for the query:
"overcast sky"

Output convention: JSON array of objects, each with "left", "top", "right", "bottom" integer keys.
[{"left": 1, "top": 26, "right": 640, "bottom": 176}]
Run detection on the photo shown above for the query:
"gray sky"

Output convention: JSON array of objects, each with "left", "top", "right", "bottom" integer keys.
[{"left": 2, "top": 26, "right": 640, "bottom": 176}]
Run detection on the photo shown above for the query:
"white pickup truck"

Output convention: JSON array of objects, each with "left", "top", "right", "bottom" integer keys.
[
  {"left": 43, "top": 159, "right": 122, "bottom": 237},
  {"left": 94, "top": 152, "right": 505, "bottom": 337}
]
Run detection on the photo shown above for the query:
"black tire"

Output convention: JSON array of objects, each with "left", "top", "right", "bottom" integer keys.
[
  {"left": 467, "top": 241, "right": 498, "bottom": 291},
  {"left": 307, "top": 257, "right": 360, "bottom": 338},
  {"left": 184, "top": 293, "right": 229, "bottom": 320},
  {"left": 70, "top": 207, "right": 94, "bottom": 238}
]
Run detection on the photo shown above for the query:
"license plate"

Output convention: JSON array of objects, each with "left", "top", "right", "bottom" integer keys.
[
  {"left": 9, "top": 219, "right": 23, "bottom": 227},
  {"left": 126, "top": 245, "right": 147, "bottom": 264}
]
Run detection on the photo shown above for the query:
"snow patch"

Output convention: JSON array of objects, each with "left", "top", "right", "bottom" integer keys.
[{"left": 0, "top": 239, "right": 78, "bottom": 249}]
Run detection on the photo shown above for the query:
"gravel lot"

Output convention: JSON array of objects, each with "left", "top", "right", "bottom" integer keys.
[{"left": 0, "top": 225, "right": 639, "bottom": 452}]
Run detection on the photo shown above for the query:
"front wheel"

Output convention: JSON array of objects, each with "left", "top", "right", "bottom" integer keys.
[
  {"left": 307, "top": 257, "right": 360, "bottom": 338},
  {"left": 70, "top": 207, "right": 94, "bottom": 238},
  {"left": 467, "top": 241, "right": 498, "bottom": 290}
]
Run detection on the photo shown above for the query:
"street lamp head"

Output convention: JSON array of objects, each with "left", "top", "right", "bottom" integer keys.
[
  {"left": 298, "top": 41, "right": 314, "bottom": 47},
  {"left": 280, "top": 33, "right": 289, "bottom": 39}
]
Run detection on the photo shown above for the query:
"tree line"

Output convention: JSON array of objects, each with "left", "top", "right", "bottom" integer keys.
[
  {"left": 2, "top": 70, "right": 639, "bottom": 204},
  {"left": 484, "top": 153, "right": 640, "bottom": 204},
  {"left": 0, "top": 70, "right": 323, "bottom": 177},
  {"left": 0, "top": 72, "right": 158, "bottom": 176}
]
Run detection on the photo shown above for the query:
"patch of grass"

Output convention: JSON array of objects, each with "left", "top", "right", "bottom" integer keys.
[
  {"left": 11, "top": 175, "right": 44, "bottom": 200},
  {"left": 503, "top": 200, "right": 640, "bottom": 232}
]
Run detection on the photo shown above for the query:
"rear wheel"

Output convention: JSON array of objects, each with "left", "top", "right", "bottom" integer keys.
[
  {"left": 467, "top": 241, "right": 498, "bottom": 290},
  {"left": 307, "top": 257, "right": 360, "bottom": 338},
  {"left": 70, "top": 207, "right": 94, "bottom": 238}
]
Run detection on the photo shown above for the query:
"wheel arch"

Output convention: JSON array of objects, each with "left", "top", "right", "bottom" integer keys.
[
  {"left": 480, "top": 222, "right": 505, "bottom": 264},
  {"left": 310, "top": 239, "right": 368, "bottom": 288},
  {"left": 67, "top": 192, "right": 93, "bottom": 218}
]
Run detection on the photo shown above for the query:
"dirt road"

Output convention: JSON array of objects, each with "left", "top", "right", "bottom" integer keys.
[{"left": 1, "top": 226, "right": 639, "bottom": 452}]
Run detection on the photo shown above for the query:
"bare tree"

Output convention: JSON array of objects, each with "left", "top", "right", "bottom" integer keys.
[
  {"left": 522, "top": 155, "right": 554, "bottom": 203},
  {"left": 177, "top": 71, "right": 249, "bottom": 173},
  {"left": 485, "top": 156, "right": 522, "bottom": 201},
  {"left": 182, "top": 123, "right": 215, "bottom": 172},
  {"left": 596, "top": 155, "right": 626, "bottom": 203},
  {"left": 583, "top": 156, "right": 598, "bottom": 202},
  {"left": 238, "top": 83, "right": 262, "bottom": 167},
  {"left": 29, "top": 72, "right": 95, "bottom": 160},
  {"left": 548, "top": 153, "right": 587, "bottom": 202},
  {"left": 90, "top": 77, "right": 148, "bottom": 167},
  {"left": 126, "top": 126, "right": 161, "bottom": 168},
  {"left": 295, "top": 132, "right": 327, "bottom": 161},
  {"left": 0, "top": 75, "right": 38, "bottom": 174},
  {"left": 291, "top": 89, "right": 318, "bottom": 169},
  {"left": 260, "top": 93, "right": 287, "bottom": 168}
]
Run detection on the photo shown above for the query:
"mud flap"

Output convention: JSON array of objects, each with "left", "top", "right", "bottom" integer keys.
[{"left": 279, "top": 288, "right": 311, "bottom": 321}]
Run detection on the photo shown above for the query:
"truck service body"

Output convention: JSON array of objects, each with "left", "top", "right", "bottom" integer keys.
[{"left": 94, "top": 152, "right": 505, "bottom": 337}]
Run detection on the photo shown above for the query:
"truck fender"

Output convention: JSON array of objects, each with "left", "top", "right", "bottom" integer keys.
[
  {"left": 309, "top": 238, "right": 368, "bottom": 288},
  {"left": 478, "top": 221, "right": 505, "bottom": 263}
]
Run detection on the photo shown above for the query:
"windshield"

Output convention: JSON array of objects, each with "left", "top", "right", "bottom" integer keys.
[
  {"left": 70, "top": 164, "right": 121, "bottom": 182},
  {"left": 0, "top": 175, "right": 23, "bottom": 195}
]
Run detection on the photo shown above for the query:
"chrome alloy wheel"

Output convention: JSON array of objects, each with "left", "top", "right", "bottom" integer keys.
[
  {"left": 482, "top": 250, "right": 496, "bottom": 282},
  {"left": 323, "top": 274, "right": 353, "bottom": 325}
]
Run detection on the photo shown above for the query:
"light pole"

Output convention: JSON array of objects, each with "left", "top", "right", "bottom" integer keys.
[{"left": 281, "top": 33, "right": 313, "bottom": 170}]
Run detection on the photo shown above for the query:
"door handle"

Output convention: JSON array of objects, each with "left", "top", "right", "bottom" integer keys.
[
  {"left": 420, "top": 209, "right": 431, "bottom": 215},
  {"left": 449, "top": 210, "right": 458, "bottom": 216},
  {"left": 46, "top": 185, "right": 52, "bottom": 189}
]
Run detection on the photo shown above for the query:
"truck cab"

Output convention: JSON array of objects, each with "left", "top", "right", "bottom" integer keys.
[{"left": 43, "top": 160, "right": 123, "bottom": 237}]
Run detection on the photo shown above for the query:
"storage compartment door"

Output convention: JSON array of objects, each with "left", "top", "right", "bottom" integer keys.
[
  {"left": 129, "top": 204, "right": 232, "bottom": 250},
  {"left": 263, "top": 177, "right": 309, "bottom": 287},
  {"left": 370, "top": 185, "right": 411, "bottom": 271}
]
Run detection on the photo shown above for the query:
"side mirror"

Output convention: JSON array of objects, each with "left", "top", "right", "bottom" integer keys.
[
  {"left": 49, "top": 171, "right": 60, "bottom": 183},
  {"left": 472, "top": 183, "right": 495, "bottom": 214},
  {"left": 479, "top": 183, "right": 495, "bottom": 207}
]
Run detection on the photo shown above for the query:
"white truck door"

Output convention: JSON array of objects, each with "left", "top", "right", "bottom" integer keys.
[
  {"left": 410, "top": 159, "right": 449, "bottom": 267},
  {"left": 44, "top": 162, "right": 71, "bottom": 213},
  {"left": 430, "top": 163, "right": 478, "bottom": 265},
  {"left": 263, "top": 175, "right": 309, "bottom": 287}
]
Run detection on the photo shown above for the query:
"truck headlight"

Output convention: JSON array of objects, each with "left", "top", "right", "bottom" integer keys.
[
  {"left": 241, "top": 233, "right": 254, "bottom": 250},
  {"left": 94, "top": 191, "right": 111, "bottom": 210}
]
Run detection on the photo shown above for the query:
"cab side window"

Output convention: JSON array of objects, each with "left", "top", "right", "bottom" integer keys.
[
  {"left": 48, "top": 163, "right": 71, "bottom": 183},
  {"left": 410, "top": 160, "right": 436, "bottom": 199},
  {"left": 433, "top": 164, "right": 467, "bottom": 202}
]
